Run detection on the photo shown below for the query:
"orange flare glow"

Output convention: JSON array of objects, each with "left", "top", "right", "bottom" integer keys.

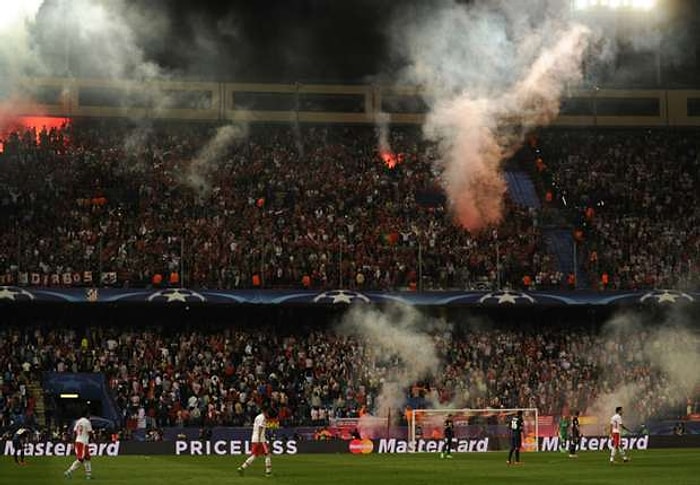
[
  {"left": 0, "top": 115, "right": 70, "bottom": 152},
  {"left": 380, "top": 150, "right": 403, "bottom": 169}
]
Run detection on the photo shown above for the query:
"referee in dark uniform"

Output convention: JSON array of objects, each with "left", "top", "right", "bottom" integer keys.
[
  {"left": 440, "top": 414, "right": 455, "bottom": 459},
  {"left": 569, "top": 410, "right": 581, "bottom": 458}
]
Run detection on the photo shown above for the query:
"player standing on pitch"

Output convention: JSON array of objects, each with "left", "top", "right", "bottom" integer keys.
[
  {"left": 12, "top": 427, "right": 30, "bottom": 465},
  {"left": 609, "top": 406, "right": 630, "bottom": 464},
  {"left": 64, "top": 409, "right": 94, "bottom": 479},
  {"left": 440, "top": 414, "right": 455, "bottom": 459},
  {"left": 568, "top": 410, "right": 581, "bottom": 458},
  {"left": 507, "top": 410, "right": 524, "bottom": 465},
  {"left": 558, "top": 414, "right": 569, "bottom": 453},
  {"left": 238, "top": 407, "right": 275, "bottom": 477}
]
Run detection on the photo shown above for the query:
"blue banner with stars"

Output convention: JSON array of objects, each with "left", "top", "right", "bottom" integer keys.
[{"left": 0, "top": 286, "right": 697, "bottom": 307}]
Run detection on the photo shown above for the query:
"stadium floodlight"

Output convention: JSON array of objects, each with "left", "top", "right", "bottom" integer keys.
[{"left": 573, "top": 0, "right": 657, "bottom": 11}]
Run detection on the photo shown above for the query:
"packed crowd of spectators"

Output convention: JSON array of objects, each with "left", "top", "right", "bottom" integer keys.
[
  {"left": 1, "top": 123, "right": 697, "bottom": 291},
  {"left": 0, "top": 122, "right": 566, "bottom": 291},
  {"left": 0, "top": 329, "right": 37, "bottom": 430},
  {"left": 1, "top": 320, "right": 697, "bottom": 436},
  {"left": 537, "top": 129, "right": 699, "bottom": 290}
]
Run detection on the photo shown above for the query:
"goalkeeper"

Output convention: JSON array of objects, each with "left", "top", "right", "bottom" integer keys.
[
  {"left": 558, "top": 414, "right": 569, "bottom": 453},
  {"left": 440, "top": 414, "right": 455, "bottom": 459}
]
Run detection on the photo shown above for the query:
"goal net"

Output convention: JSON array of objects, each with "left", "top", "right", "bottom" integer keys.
[{"left": 408, "top": 408, "right": 539, "bottom": 452}]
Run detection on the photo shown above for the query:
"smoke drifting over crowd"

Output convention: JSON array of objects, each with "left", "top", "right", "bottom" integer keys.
[
  {"left": 390, "top": 0, "right": 590, "bottom": 231},
  {"left": 587, "top": 310, "right": 700, "bottom": 429},
  {"left": 184, "top": 123, "right": 249, "bottom": 195},
  {"left": 0, "top": 0, "right": 166, "bottom": 134},
  {"left": 337, "top": 304, "right": 445, "bottom": 417},
  {"left": 0, "top": 0, "right": 246, "bottom": 89},
  {"left": 338, "top": 301, "right": 699, "bottom": 432},
  {"left": 0, "top": 0, "right": 255, "bottom": 186}
]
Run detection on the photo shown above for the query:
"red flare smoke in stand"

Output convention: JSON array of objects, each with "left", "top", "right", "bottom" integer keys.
[
  {"left": 0, "top": 115, "right": 70, "bottom": 152},
  {"left": 380, "top": 150, "right": 403, "bottom": 169}
]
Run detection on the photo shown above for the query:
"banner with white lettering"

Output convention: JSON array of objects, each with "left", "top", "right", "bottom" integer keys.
[
  {"left": 174, "top": 440, "right": 298, "bottom": 456},
  {"left": 3, "top": 441, "right": 120, "bottom": 457},
  {"left": 9, "top": 435, "right": 699, "bottom": 456},
  {"left": 539, "top": 435, "right": 650, "bottom": 452}
]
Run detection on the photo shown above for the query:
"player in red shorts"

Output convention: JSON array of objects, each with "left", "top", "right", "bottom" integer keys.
[
  {"left": 237, "top": 408, "right": 275, "bottom": 477},
  {"left": 64, "top": 409, "right": 94, "bottom": 479},
  {"left": 609, "top": 406, "right": 630, "bottom": 464}
]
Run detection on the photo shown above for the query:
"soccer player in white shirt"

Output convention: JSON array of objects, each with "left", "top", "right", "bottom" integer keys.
[
  {"left": 64, "top": 412, "right": 94, "bottom": 479},
  {"left": 609, "top": 406, "right": 630, "bottom": 464},
  {"left": 237, "top": 408, "right": 274, "bottom": 477}
]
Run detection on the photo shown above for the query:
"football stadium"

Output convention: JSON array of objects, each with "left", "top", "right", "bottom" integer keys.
[{"left": 1, "top": 1, "right": 699, "bottom": 484}]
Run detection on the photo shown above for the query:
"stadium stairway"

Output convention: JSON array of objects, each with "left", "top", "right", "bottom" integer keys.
[
  {"left": 543, "top": 228, "right": 576, "bottom": 279},
  {"left": 504, "top": 170, "right": 541, "bottom": 209},
  {"left": 27, "top": 381, "right": 46, "bottom": 427},
  {"left": 505, "top": 170, "right": 591, "bottom": 288}
]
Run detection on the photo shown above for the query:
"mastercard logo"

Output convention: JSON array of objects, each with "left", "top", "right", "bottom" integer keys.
[{"left": 349, "top": 439, "right": 374, "bottom": 454}]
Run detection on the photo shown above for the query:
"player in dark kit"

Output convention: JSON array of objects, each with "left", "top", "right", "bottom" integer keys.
[
  {"left": 569, "top": 410, "right": 581, "bottom": 458},
  {"left": 12, "top": 427, "right": 30, "bottom": 465},
  {"left": 440, "top": 415, "right": 455, "bottom": 459},
  {"left": 507, "top": 410, "right": 524, "bottom": 465}
]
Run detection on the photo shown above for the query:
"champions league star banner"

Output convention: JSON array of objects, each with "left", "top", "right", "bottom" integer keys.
[{"left": 0, "top": 286, "right": 697, "bottom": 307}]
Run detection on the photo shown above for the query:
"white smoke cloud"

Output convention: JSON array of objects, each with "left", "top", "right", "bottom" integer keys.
[
  {"left": 0, "top": 0, "right": 45, "bottom": 130},
  {"left": 376, "top": 111, "right": 392, "bottom": 156},
  {"left": 0, "top": 1, "right": 44, "bottom": 82},
  {"left": 0, "top": 0, "right": 173, "bottom": 132},
  {"left": 587, "top": 309, "right": 700, "bottom": 430},
  {"left": 119, "top": 122, "right": 155, "bottom": 175},
  {"left": 31, "top": 0, "right": 168, "bottom": 81},
  {"left": 182, "top": 123, "right": 248, "bottom": 195},
  {"left": 390, "top": 0, "right": 591, "bottom": 231},
  {"left": 337, "top": 304, "right": 446, "bottom": 418}
]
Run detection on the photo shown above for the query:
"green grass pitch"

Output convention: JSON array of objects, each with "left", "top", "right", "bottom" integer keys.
[{"left": 2, "top": 449, "right": 699, "bottom": 485}]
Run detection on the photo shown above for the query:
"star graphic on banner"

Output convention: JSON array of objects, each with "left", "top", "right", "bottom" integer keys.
[
  {"left": 640, "top": 290, "right": 694, "bottom": 304},
  {"left": 0, "top": 286, "right": 35, "bottom": 301},
  {"left": 312, "top": 290, "right": 371, "bottom": 304},
  {"left": 147, "top": 288, "right": 207, "bottom": 303},
  {"left": 478, "top": 290, "right": 536, "bottom": 305},
  {"left": 496, "top": 292, "right": 518, "bottom": 304},
  {"left": 0, "top": 287, "right": 18, "bottom": 300},
  {"left": 330, "top": 292, "right": 353, "bottom": 304},
  {"left": 163, "top": 289, "right": 189, "bottom": 302},
  {"left": 656, "top": 291, "right": 679, "bottom": 303}
]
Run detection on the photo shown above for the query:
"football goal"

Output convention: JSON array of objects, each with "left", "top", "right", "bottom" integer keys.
[{"left": 408, "top": 407, "right": 540, "bottom": 452}]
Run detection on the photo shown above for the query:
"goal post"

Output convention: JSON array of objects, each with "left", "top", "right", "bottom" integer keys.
[{"left": 408, "top": 408, "right": 539, "bottom": 452}]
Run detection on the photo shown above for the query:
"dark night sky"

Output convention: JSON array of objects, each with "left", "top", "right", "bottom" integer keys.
[
  {"left": 112, "top": 0, "right": 700, "bottom": 85},
  {"left": 141, "top": 0, "right": 401, "bottom": 83}
]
